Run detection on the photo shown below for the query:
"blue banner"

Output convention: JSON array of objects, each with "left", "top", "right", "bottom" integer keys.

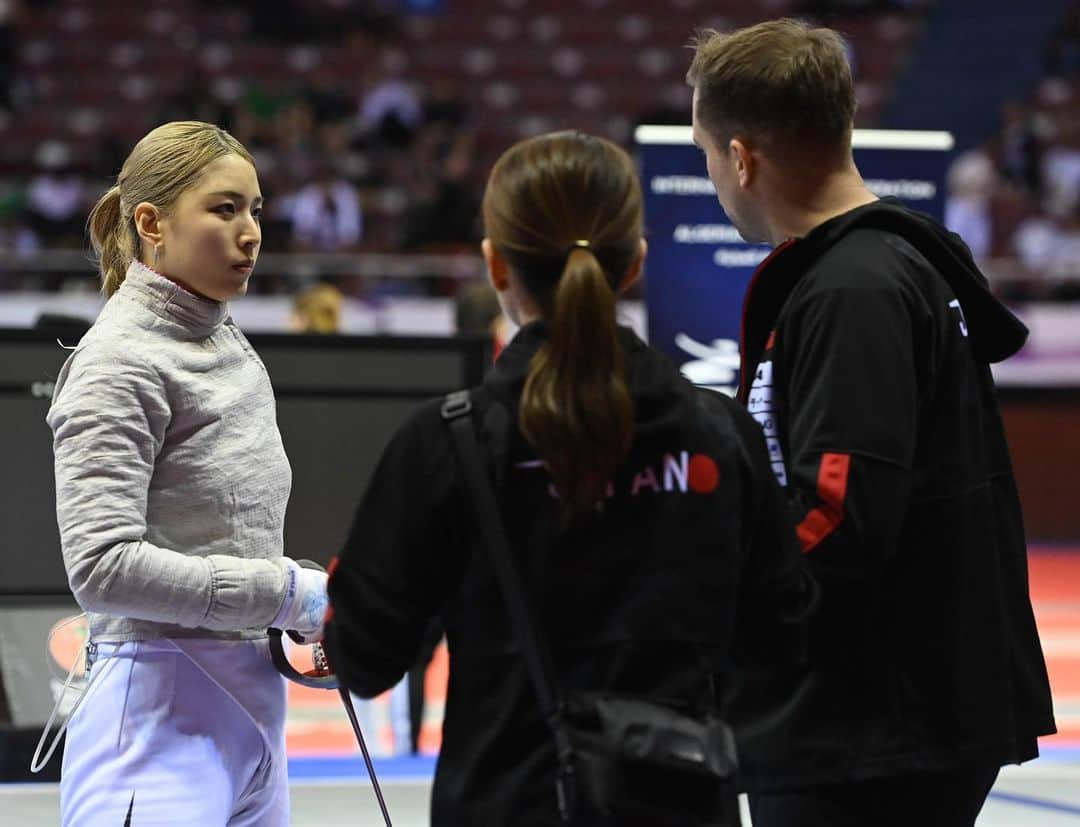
[{"left": 636, "top": 126, "right": 954, "bottom": 395}]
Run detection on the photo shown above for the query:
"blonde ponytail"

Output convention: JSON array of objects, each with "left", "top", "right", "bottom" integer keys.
[{"left": 87, "top": 186, "right": 138, "bottom": 298}]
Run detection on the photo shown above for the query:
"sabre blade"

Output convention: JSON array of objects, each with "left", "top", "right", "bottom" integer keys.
[{"left": 339, "top": 686, "right": 394, "bottom": 827}]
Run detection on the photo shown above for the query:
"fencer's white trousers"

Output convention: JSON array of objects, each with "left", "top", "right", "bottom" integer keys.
[{"left": 60, "top": 638, "right": 289, "bottom": 826}]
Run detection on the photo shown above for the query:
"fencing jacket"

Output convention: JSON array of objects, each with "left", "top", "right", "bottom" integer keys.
[
  {"left": 326, "top": 322, "right": 814, "bottom": 825},
  {"left": 727, "top": 198, "right": 1056, "bottom": 790},
  {"left": 47, "top": 260, "right": 293, "bottom": 642}
]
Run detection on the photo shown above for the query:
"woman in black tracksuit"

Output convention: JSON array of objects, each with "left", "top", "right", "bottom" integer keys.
[{"left": 325, "top": 131, "right": 813, "bottom": 825}]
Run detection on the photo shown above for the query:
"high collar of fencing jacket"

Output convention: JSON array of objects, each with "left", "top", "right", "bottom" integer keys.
[
  {"left": 120, "top": 259, "right": 229, "bottom": 337},
  {"left": 738, "top": 197, "right": 1028, "bottom": 401},
  {"left": 483, "top": 320, "right": 692, "bottom": 442}
]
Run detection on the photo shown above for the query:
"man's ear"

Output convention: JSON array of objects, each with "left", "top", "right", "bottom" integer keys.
[
  {"left": 133, "top": 202, "right": 164, "bottom": 248},
  {"left": 618, "top": 238, "right": 648, "bottom": 294},
  {"left": 481, "top": 238, "right": 510, "bottom": 292},
  {"left": 729, "top": 138, "right": 755, "bottom": 189}
]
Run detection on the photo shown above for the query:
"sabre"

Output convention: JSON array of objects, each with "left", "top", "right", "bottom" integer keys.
[{"left": 268, "top": 560, "right": 393, "bottom": 827}]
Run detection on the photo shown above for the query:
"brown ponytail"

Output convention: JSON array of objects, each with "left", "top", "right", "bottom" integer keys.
[
  {"left": 482, "top": 131, "right": 643, "bottom": 521},
  {"left": 520, "top": 246, "right": 634, "bottom": 519}
]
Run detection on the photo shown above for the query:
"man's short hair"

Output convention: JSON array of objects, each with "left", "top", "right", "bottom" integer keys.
[{"left": 687, "top": 18, "right": 856, "bottom": 150}]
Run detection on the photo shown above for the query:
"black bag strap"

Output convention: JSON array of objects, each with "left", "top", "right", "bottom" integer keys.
[{"left": 440, "top": 390, "right": 579, "bottom": 821}]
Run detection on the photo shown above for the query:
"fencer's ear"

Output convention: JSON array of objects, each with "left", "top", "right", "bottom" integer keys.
[
  {"left": 133, "top": 202, "right": 164, "bottom": 247},
  {"left": 617, "top": 238, "right": 647, "bottom": 294},
  {"left": 730, "top": 138, "right": 754, "bottom": 189},
  {"left": 482, "top": 238, "right": 510, "bottom": 292}
]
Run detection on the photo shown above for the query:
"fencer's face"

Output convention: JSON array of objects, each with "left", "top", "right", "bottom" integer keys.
[
  {"left": 156, "top": 154, "right": 262, "bottom": 302},
  {"left": 691, "top": 89, "right": 766, "bottom": 245}
]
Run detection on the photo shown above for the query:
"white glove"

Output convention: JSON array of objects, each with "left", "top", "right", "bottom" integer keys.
[{"left": 271, "top": 558, "right": 329, "bottom": 643}]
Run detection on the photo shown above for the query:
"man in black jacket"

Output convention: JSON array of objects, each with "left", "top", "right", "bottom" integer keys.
[{"left": 687, "top": 18, "right": 1056, "bottom": 827}]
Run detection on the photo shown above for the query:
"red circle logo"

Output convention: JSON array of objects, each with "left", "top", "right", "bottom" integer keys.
[{"left": 688, "top": 454, "right": 720, "bottom": 493}]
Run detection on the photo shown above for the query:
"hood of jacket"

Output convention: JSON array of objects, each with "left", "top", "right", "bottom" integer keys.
[{"left": 738, "top": 197, "right": 1028, "bottom": 400}]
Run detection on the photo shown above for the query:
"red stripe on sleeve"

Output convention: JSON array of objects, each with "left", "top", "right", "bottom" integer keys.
[{"left": 796, "top": 452, "right": 851, "bottom": 553}]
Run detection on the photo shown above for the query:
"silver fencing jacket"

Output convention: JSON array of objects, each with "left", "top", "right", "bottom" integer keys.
[{"left": 47, "top": 260, "right": 293, "bottom": 642}]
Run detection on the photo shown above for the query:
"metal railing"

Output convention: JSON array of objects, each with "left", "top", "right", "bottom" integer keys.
[{"left": 0, "top": 250, "right": 486, "bottom": 281}]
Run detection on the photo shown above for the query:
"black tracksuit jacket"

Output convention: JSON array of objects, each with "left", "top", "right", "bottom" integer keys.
[
  {"left": 727, "top": 198, "right": 1056, "bottom": 791},
  {"left": 326, "top": 323, "right": 813, "bottom": 825}
]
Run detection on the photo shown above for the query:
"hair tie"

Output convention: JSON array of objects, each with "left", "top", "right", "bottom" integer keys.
[{"left": 566, "top": 239, "right": 591, "bottom": 256}]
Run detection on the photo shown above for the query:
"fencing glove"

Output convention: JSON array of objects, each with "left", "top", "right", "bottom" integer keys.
[{"left": 271, "top": 557, "right": 329, "bottom": 643}]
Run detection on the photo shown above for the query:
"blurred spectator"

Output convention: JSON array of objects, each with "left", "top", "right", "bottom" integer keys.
[
  {"left": 999, "top": 100, "right": 1043, "bottom": 195},
  {"left": 1044, "top": 0, "right": 1080, "bottom": 77},
  {"left": 319, "top": 120, "right": 371, "bottom": 185},
  {"left": 229, "top": 0, "right": 398, "bottom": 42},
  {"left": 935, "top": 4, "right": 1080, "bottom": 300},
  {"left": 945, "top": 147, "right": 997, "bottom": 260},
  {"left": 289, "top": 162, "right": 363, "bottom": 251},
  {"left": 289, "top": 282, "right": 344, "bottom": 333},
  {"left": 26, "top": 143, "right": 85, "bottom": 245},
  {"left": 1041, "top": 124, "right": 1080, "bottom": 219},
  {"left": 307, "top": 65, "right": 355, "bottom": 127},
  {"left": 0, "top": 189, "right": 40, "bottom": 263},
  {"left": 1051, "top": 205, "right": 1080, "bottom": 297},
  {"left": 421, "top": 77, "right": 469, "bottom": 132},
  {"left": 275, "top": 101, "right": 320, "bottom": 188},
  {"left": 1014, "top": 204, "right": 1080, "bottom": 295},
  {"left": 0, "top": 184, "right": 40, "bottom": 289},
  {"left": 0, "top": 0, "right": 24, "bottom": 115},
  {"left": 0, "top": 210, "right": 39, "bottom": 259},
  {"left": 1014, "top": 208, "right": 1063, "bottom": 276},
  {"left": 1010, "top": 203, "right": 1080, "bottom": 298},
  {"left": 401, "top": 132, "right": 479, "bottom": 250},
  {"left": 454, "top": 279, "right": 499, "bottom": 334},
  {"left": 158, "top": 86, "right": 235, "bottom": 135},
  {"left": 355, "top": 67, "right": 422, "bottom": 148},
  {"left": 454, "top": 279, "right": 510, "bottom": 357},
  {"left": 0, "top": 0, "right": 962, "bottom": 300},
  {"left": 798, "top": 0, "right": 929, "bottom": 17}
]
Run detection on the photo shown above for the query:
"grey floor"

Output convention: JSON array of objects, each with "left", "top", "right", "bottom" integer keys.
[{"left": 2, "top": 761, "right": 1078, "bottom": 825}]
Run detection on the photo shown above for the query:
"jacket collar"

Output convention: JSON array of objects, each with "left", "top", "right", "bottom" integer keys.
[
  {"left": 482, "top": 320, "right": 691, "bottom": 440},
  {"left": 737, "top": 198, "right": 1028, "bottom": 401},
  {"left": 485, "top": 320, "right": 648, "bottom": 395},
  {"left": 119, "top": 260, "right": 229, "bottom": 336}
]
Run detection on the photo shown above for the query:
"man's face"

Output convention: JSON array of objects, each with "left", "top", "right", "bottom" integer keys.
[{"left": 691, "top": 88, "right": 767, "bottom": 245}]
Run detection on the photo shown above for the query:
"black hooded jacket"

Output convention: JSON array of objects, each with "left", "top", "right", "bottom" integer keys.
[
  {"left": 728, "top": 198, "right": 1056, "bottom": 789},
  {"left": 326, "top": 323, "right": 813, "bottom": 825}
]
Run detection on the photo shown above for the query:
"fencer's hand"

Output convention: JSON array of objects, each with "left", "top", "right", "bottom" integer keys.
[{"left": 271, "top": 558, "right": 329, "bottom": 643}]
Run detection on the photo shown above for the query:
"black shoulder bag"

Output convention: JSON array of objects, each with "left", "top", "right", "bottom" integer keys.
[{"left": 441, "top": 390, "right": 742, "bottom": 826}]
